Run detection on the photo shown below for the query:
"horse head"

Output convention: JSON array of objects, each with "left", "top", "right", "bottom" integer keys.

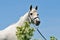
[{"left": 28, "top": 5, "right": 40, "bottom": 26}]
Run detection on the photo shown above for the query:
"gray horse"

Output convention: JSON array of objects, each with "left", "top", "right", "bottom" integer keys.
[{"left": 0, "top": 5, "right": 40, "bottom": 40}]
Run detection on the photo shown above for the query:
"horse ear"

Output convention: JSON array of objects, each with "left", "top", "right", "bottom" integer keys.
[
  {"left": 30, "top": 5, "right": 32, "bottom": 11},
  {"left": 35, "top": 6, "right": 38, "bottom": 10}
]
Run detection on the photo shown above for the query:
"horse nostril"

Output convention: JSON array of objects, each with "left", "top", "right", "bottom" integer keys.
[
  {"left": 38, "top": 21, "right": 40, "bottom": 24},
  {"left": 36, "top": 21, "right": 40, "bottom": 26}
]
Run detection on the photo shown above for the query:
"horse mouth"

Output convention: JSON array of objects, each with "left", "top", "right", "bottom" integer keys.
[{"left": 35, "top": 21, "right": 40, "bottom": 26}]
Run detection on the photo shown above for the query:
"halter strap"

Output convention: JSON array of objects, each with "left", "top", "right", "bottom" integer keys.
[
  {"left": 33, "top": 17, "right": 39, "bottom": 20},
  {"left": 28, "top": 11, "right": 39, "bottom": 23}
]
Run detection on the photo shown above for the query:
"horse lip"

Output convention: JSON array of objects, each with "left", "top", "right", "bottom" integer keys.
[
  {"left": 36, "top": 21, "right": 40, "bottom": 26},
  {"left": 35, "top": 21, "right": 40, "bottom": 26},
  {"left": 36, "top": 23, "right": 40, "bottom": 26}
]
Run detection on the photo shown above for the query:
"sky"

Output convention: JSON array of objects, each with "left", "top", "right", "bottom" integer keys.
[{"left": 0, "top": 0, "right": 60, "bottom": 40}]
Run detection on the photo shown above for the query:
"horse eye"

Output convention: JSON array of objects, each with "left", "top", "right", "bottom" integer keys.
[{"left": 30, "top": 13, "right": 33, "bottom": 15}]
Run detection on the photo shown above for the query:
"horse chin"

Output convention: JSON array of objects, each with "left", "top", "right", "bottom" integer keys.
[
  {"left": 32, "top": 20, "right": 40, "bottom": 26},
  {"left": 35, "top": 23, "right": 40, "bottom": 26}
]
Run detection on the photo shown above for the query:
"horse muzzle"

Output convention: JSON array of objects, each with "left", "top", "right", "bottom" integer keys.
[{"left": 35, "top": 21, "right": 40, "bottom": 26}]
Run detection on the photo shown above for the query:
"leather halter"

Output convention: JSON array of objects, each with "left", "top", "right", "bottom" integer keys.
[{"left": 28, "top": 11, "right": 39, "bottom": 23}]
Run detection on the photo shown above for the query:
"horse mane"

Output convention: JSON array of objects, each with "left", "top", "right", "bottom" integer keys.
[{"left": 16, "top": 12, "right": 29, "bottom": 26}]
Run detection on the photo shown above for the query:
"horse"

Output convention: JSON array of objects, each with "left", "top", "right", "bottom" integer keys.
[{"left": 0, "top": 5, "right": 40, "bottom": 40}]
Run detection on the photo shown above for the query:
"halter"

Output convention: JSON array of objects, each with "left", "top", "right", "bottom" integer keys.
[
  {"left": 33, "top": 17, "right": 39, "bottom": 20},
  {"left": 28, "top": 11, "right": 39, "bottom": 23}
]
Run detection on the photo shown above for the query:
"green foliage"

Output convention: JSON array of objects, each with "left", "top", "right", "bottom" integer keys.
[
  {"left": 16, "top": 21, "right": 58, "bottom": 40},
  {"left": 50, "top": 36, "right": 58, "bottom": 40},
  {"left": 16, "top": 21, "right": 35, "bottom": 40}
]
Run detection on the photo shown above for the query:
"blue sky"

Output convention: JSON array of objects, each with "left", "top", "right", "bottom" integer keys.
[{"left": 0, "top": 0, "right": 60, "bottom": 40}]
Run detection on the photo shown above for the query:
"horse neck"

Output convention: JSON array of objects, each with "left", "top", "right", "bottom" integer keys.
[{"left": 16, "top": 12, "right": 29, "bottom": 26}]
